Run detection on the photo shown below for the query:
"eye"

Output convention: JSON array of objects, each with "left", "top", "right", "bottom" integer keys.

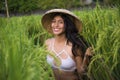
[
  {"left": 52, "top": 20, "right": 56, "bottom": 23},
  {"left": 60, "top": 21, "right": 63, "bottom": 23},
  {"left": 59, "top": 21, "right": 64, "bottom": 24}
]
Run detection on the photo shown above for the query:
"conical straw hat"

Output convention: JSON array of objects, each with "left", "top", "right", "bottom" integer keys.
[{"left": 41, "top": 9, "right": 82, "bottom": 33}]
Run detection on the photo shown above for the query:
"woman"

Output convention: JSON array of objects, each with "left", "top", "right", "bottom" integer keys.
[{"left": 41, "top": 9, "right": 92, "bottom": 80}]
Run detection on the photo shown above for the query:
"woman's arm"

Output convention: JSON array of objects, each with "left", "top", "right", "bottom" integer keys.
[
  {"left": 75, "top": 55, "right": 86, "bottom": 79},
  {"left": 75, "top": 47, "right": 93, "bottom": 75},
  {"left": 82, "top": 47, "right": 93, "bottom": 67}
]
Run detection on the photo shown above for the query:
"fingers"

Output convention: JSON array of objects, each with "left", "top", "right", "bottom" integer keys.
[{"left": 85, "top": 47, "right": 94, "bottom": 56}]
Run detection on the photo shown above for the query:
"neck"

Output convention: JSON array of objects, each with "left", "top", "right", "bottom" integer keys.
[{"left": 54, "top": 34, "right": 67, "bottom": 43}]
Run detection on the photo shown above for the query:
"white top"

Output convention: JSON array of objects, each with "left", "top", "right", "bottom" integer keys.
[{"left": 47, "top": 38, "right": 76, "bottom": 71}]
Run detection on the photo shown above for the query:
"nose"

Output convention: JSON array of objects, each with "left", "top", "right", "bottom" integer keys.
[{"left": 54, "top": 22, "right": 59, "bottom": 27}]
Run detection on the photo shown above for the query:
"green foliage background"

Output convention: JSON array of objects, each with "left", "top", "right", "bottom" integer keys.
[
  {"left": 0, "top": 0, "right": 80, "bottom": 13},
  {"left": 0, "top": 6, "right": 120, "bottom": 80},
  {"left": 0, "top": 0, "right": 120, "bottom": 13}
]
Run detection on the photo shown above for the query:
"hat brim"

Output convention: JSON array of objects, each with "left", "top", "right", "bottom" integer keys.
[{"left": 41, "top": 9, "right": 82, "bottom": 33}]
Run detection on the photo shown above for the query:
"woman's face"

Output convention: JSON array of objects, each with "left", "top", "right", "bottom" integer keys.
[{"left": 51, "top": 15, "right": 65, "bottom": 36}]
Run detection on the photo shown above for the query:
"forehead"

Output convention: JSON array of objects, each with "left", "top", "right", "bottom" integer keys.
[
  {"left": 53, "top": 15, "right": 63, "bottom": 20},
  {"left": 51, "top": 13, "right": 64, "bottom": 18}
]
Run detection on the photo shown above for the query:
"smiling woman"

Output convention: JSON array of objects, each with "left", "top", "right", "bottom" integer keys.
[
  {"left": 51, "top": 15, "right": 65, "bottom": 35},
  {"left": 41, "top": 9, "right": 92, "bottom": 80}
]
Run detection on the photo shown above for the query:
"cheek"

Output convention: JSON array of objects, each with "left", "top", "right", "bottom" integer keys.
[
  {"left": 61, "top": 24, "right": 65, "bottom": 28},
  {"left": 51, "top": 24, "right": 55, "bottom": 30},
  {"left": 61, "top": 26, "right": 65, "bottom": 32},
  {"left": 51, "top": 23, "right": 53, "bottom": 28}
]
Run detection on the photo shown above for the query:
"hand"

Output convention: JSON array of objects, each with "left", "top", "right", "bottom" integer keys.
[
  {"left": 85, "top": 47, "right": 93, "bottom": 57},
  {"left": 82, "top": 47, "right": 93, "bottom": 68}
]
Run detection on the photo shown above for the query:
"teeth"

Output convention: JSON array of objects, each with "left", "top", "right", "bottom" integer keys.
[{"left": 54, "top": 29, "right": 59, "bottom": 31}]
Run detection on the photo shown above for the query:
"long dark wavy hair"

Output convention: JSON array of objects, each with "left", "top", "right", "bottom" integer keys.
[{"left": 51, "top": 13, "right": 89, "bottom": 58}]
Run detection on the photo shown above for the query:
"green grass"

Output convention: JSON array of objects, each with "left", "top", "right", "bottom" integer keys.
[{"left": 0, "top": 6, "right": 120, "bottom": 80}]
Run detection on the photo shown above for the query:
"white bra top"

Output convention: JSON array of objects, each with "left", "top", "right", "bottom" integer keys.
[{"left": 46, "top": 38, "right": 76, "bottom": 71}]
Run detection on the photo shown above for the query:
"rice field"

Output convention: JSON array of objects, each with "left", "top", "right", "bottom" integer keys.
[{"left": 0, "top": 6, "right": 120, "bottom": 80}]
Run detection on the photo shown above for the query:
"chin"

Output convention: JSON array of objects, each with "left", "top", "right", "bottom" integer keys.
[
  {"left": 53, "top": 33, "right": 61, "bottom": 35},
  {"left": 54, "top": 32, "right": 65, "bottom": 36},
  {"left": 53, "top": 32, "right": 61, "bottom": 35}
]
